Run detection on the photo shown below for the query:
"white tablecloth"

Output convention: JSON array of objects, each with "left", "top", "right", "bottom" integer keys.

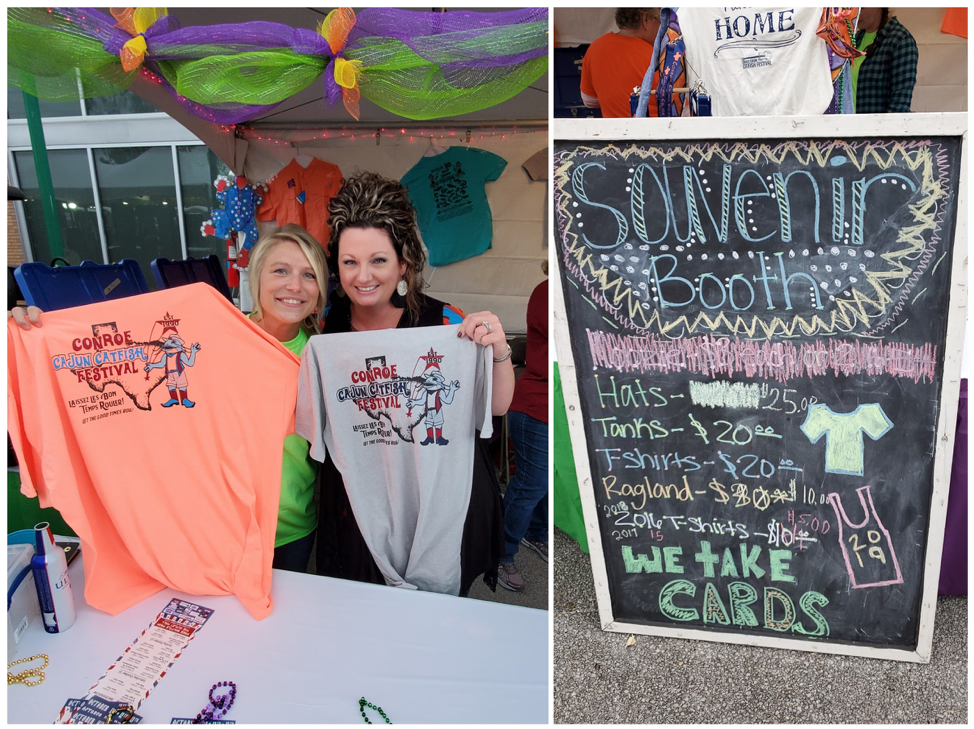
[{"left": 7, "top": 558, "right": 548, "bottom": 724}]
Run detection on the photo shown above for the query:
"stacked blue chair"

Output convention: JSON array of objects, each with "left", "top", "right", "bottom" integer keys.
[
  {"left": 13, "top": 259, "right": 149, "bottom": 311},
  {"left": 150, "top": 255, "right": 234, "bottom": 303}
]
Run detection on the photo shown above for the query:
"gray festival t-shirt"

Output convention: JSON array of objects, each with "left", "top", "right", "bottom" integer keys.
[{"left": 295, "top": 324, "right": 493, "bottom": 595}]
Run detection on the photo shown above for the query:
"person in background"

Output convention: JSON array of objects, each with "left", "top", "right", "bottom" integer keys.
[
  {"left": 497, "top": 263, "right": 549, "bottom": 593},
  {"left": 9, "top": 223, "right": 329, "bottom": 575},
  {"left": 315, "top": 171, "right": 515, "bottom": 595},
  {"left": 580, "top": 8, "right": 661, "bottom": 118},
  {"left": 247, "top": 224, "right": 328, "bottom": 572},
  {"left": 855, "top": 8, "right": 919, "bottom": 113}
]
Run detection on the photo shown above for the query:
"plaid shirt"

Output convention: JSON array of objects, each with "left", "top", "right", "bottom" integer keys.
[{"left": 855, "top": 17, "right": 919, "bottom": 113}]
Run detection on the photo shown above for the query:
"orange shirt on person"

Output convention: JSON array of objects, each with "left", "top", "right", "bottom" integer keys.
[
  {"left": 580, "top": 32, "right": 659, "bottom": 118},
  {"left": 7, "top": 284, "right": 300, "bottom": 620}
]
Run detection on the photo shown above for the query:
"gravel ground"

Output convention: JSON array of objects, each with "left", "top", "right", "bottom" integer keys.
[{"left": 553, "top": 528, "right": 967, "bottom": 724}]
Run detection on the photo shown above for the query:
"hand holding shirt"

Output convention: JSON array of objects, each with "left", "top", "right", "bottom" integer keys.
[{"left": 295, "top": 325, "right": 493, "bottom": 595}]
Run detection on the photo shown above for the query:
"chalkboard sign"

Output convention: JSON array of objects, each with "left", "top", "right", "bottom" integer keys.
[{"left": 552, "top": 116, "right": 967, "bottom": 662}]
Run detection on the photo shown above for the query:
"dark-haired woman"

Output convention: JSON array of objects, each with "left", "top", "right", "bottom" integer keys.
[{"left": 313, "top": 171, "right": 515, "bottom": 595}]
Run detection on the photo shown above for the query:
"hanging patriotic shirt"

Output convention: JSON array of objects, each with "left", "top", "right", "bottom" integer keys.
[
  {"left": 295, "top": 326, "right": 493, "bottom": 595},
  {"left": 7, "top": 284, "right": 299, "bottom": 620}
]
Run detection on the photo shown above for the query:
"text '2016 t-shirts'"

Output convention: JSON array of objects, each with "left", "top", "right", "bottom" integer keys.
[
  {"left": 295, "top": 325, "right": 493, "bottom": 595},
  {"left": 679, "top": 7, "right": 834, "bottom": 116},
  {"left": 400, "top": 147, "right": 507, "bottom": 266},
  {"left": 7, "top": 284, "right": 300, "bottom": 620}
]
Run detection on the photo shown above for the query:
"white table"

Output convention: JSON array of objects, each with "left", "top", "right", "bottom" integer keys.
[{"left": 7, "top": 559, "right": 548, "bottom": 724}]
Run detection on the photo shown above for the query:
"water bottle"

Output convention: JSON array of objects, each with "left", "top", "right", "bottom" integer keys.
[{"left": 31, "top": 522, "right": 76, "bottom": 633}]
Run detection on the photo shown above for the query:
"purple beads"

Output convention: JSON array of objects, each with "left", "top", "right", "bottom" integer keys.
[{"left": 191, "top": 681, "right": 237, "bottom": 724}]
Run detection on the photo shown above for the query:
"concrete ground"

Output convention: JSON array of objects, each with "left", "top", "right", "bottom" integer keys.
[
  {"left": 468, "top": 537, "right": 549, "bottom": 611},
  {"left": 553, "top": 528, "right": 967, "bottom": 724},
  {"left": 466, "top": 467, "right": 549, "bottom": 610}
]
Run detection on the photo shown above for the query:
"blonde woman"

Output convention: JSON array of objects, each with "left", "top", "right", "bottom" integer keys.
[{"left": 246, "top": 224, "right": 329, "bottom": 571}]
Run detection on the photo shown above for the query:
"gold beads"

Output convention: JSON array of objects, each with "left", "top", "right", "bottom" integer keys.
[{"left": 7, "top": 654, "right": 49, "bottom": 686}]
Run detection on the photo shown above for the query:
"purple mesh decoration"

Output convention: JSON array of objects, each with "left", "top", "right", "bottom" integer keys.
[{"left": 24, "top": 7, "right": 548, "bottom": 124}]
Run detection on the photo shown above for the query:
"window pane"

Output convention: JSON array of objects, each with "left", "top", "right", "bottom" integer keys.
[
  {"left": 8, "top": 86, "right": 83, "bottom": 119},
  {"left": 12, "top": 149, "right": 102, "bottom": 266},
  {"left": 93, "top": 146, "right": 181, "bottom": 289},
  {"left": 176, "top": 145, "right": 233, "bottom": 261},
  {"left": 85, "top": 89, "right": 160, "bottom": 116}
]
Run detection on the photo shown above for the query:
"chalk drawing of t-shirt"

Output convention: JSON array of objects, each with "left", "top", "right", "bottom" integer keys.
[{"left": 800, "top": 403, "right": 892, "bottom": 476}]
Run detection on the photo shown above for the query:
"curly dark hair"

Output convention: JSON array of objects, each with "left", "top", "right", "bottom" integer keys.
[
  {"left": 327, "top": 171, "right": 427, "bottom": 325},
  {"left": 615, "top": 8, "right": 659, "bottom": 30}
]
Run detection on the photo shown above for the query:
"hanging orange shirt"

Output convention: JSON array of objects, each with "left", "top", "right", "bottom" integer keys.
[
  {"left": 256, "top": 157, "right": 343, "bottom": 252},
  {"left": 7, "top": 284, "right": 300, "bottom": 620},
  {"left": 580, "top": 32, "right": 659, "bottom": 118},
  {"left": 941, "top": 8, "right": 968, "bottom": 38}
]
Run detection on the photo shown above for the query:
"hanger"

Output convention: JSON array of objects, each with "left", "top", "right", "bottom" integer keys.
[
  {"left": 423, "top": 137, "right": 450, "bottom": 158},
  {"left": 295, "top": 153, "right": 314, "bottom": 167}
]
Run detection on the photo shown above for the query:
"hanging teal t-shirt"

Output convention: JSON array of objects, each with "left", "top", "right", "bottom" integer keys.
[{"left": 400, "top": 147, "right": 507, "bottom": 266}]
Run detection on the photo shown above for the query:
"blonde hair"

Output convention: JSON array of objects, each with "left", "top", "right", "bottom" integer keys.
[
  {"left": 327, "top": 171, "right": 427, "bottom": 326},
  {"left": 248, "top": 224, "right": 329, "bottom": 335}
]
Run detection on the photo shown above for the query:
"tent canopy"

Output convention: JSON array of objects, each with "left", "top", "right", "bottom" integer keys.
[{"left": 113, "top": 7, "right": 548, "bottom": 171}]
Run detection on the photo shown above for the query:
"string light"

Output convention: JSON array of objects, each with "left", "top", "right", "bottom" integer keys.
[
  {"left": 232, "top": 125, "right": 546, "bottom": 145},
  {"left": 135, "top": 65, "right": 544, "bottom": 145}
]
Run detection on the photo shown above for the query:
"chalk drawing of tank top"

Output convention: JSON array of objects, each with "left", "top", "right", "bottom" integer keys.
[
  {"left": 828, "top": 485, "right": 903, "bottom": 589},
  {"left": 800, "top": 403, "right": 892, "bottom": 476}
]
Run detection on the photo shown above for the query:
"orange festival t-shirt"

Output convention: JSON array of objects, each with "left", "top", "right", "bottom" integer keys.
[{"left": 7, "top": 283, "right": 300, "bottom": 620}]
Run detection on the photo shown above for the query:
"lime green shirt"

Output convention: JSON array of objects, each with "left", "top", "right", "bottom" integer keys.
[
  {"left": 250, "top": 319, "right": 318, "bottom": 547},
  {"left": 851, "top": 31, "right": 877, "bottom": 102}
]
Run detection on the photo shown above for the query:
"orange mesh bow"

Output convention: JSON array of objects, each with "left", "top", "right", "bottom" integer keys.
[
  {"left": 318, "top": 9, "right": 362, "bottom": 120},
  {"left": 318, "top": 8, "right": 356, "bottom": 55},
  {"left": 334, "top": 57, "right": 363, "bottom": 120},
  {"left": 111, "top": 8, "right": 168, "bottom": 72}
]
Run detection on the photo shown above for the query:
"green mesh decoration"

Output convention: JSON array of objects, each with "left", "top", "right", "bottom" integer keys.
[
  {"left": 7, "top": 7, "right": 549, "bottom": 123},
  {"left": 358, "top": 55, "right": 549, "bottom": 120},
  {"left": 169, "top": 52, "right": 328, "bottom": 106},
  {"left": 342, "top": 10, "right": 548, "bottom": 119},
  {"left": 8, "top": 9, "right": 137, "bottom": 101}
]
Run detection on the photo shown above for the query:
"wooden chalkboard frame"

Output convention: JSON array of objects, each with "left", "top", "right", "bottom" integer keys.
[{"left": 552, "top": 114, "right": 968, "bottom": 663}]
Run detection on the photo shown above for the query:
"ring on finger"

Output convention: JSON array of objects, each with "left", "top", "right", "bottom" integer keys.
[{"left": 482, "top": 320, "right": 492, "bottom": 334}]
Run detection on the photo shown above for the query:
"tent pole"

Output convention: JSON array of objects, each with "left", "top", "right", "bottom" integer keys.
[{"left": 22, "top": 90, "right": 64, "bottom": 260}]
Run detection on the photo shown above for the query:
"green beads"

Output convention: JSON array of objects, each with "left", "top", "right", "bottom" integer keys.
[{"left": 359, "top": 697, "right": 391, "bottom": 724}]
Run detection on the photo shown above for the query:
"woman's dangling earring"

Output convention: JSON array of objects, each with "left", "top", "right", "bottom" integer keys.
[{"left": 396, "top": 278, "right": 408, "bottom": 297}]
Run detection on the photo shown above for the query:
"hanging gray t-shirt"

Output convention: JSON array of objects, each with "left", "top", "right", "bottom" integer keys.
[{"left": 295, "top": 324, "right": 493, "bottom": 595}]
